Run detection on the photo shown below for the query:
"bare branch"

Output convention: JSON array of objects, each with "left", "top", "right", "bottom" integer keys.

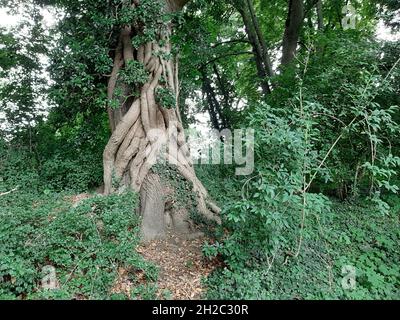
[
  {"left": 0, "top": 186, "right": 19, "bottom": 197},
  {"left": 202, "top": 51, "right": 253, "bottom": 67}
]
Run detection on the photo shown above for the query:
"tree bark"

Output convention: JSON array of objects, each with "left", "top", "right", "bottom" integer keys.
[
  {"left": 281, "top": 0, "right": 305, "bottom": 66},
  {"left": 234, "top": 0, "right": 272, "bottom": 96},
  {"left": 103, "top": 0, "right": 220, "bottom": 241},
  {"left": 316, "top": 0, "right": 324, "bottom": 31},
  {"left": 201, "top": 68, "right": 229, "bottom": 131},
  {"left": 213, "top": 64, "right": 232, "bottom": 128},
  {"left": 245, "top": 0, "right": 274, "bottom": 78}
]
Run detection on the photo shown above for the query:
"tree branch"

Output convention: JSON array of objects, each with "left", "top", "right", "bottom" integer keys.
[
  {"left": 202, "top": 51, "right": 253, "bottom": 67},
  {"left": 0, "top": 186, "right": 19, "bottom": 196},
  {"left": 210, "top": 38, "right": 250, "bottom": 49}
]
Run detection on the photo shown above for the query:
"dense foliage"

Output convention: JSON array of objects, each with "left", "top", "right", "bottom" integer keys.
[
  {"left": 1, "top": 0, "right": 399, "bottom": 300},
  {"left": 0, "top": 189, "right": 158, "bottom": 299}
]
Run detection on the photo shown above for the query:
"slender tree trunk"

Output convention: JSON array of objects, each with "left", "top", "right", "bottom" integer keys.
[
  {"left": 235, "top": 0, "right": 271, "bottom": 96},
  {"left": 281, "top": 0, "right": 304, "bottom": 66},
  {"left": 103, "top": 0, "right": 220, "bottom": 241},
  {"left": 245, "top": 0, "right": 274, "bottom": 78},
  {"left": 213, "top": 64, "right": 232, "bottom": 128},
  {"left": 201, "top": 68, "right": 229, "bottom": 130},
  {"left": 316, "top": 0, "right": 324, "bottom": 31}
]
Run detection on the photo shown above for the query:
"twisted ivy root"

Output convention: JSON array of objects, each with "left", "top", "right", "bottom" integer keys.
[{"left": 103, "top": 25, "right": 220, "bottom": 227}]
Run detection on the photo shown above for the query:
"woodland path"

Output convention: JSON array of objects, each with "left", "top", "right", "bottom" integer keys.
[
  {"left": 70, "top": 193, "right": 220, "bottom": 299},
  {"left": 135, "top": 234, "right": 221, "bottom": 300},
  {"left": 111, "top": 234, "right": 221, "bottom": 299}
]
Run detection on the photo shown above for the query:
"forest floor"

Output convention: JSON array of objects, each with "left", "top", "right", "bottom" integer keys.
[
  {"left": 1, "top": 189, "right": 399, "bottom": 300},
  {"left": 69, "top": 193, "right": 221, "bottom": 300},
  {"left": 113, "top": 234, "right": 221, "bottom": 300},
  {"left": 138, "top": 235, "right": 221, "bottom": 299}
]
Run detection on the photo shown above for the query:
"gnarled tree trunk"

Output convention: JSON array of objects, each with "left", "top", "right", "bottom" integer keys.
[{"left": 103, "top": 0, "right": 220, "bottom": 241}]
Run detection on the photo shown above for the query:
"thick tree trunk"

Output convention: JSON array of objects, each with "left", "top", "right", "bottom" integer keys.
[
  {"left": 281, "top": 0, "right": 304, "bottom": 66},
  {"left": 103, "top": 0, "right": 220, "bottom": 241}
]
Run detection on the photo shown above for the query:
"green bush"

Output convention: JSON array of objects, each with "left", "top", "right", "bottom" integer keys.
[
  {"left": 205, "top": 200, "right": 400, "bottom": 300},
  {"left": 39, "top": 154, "right": 103, "bottom": 192},
  {"left": 0, "top": 145, "right": 40, "bottom": 192},
  {"left": 0, "top": 191, "right": 157, "bottom": 300}
]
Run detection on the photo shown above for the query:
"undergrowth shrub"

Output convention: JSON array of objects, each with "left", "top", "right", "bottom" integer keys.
[
  {"left": 0, "top": 145, "right": 40, "bottom": 192},
  {"left": 0, "top": 191, "right": 157, "bottom": 300},
  {"left": 39, "top": 153, "right": 103, "bottom": 192},
  {"left": 205, "top": 200, "right": 400, "bottom": 300}
]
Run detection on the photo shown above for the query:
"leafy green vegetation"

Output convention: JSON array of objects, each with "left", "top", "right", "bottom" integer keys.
[
  {"left": 204, "top": 198, "right": 400, "bottom": 300},
  {"left": 156, "top": 87, "right": 176, "bottom": 109},
  {"left": 120, "top": 61, "right": 149, "bottom": 87},
  {"left": 1, "top": 0, "right": 399, "bottom": 300},
  {"left": 0, "top": 188, "right": 158, "bottom": 300}
]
